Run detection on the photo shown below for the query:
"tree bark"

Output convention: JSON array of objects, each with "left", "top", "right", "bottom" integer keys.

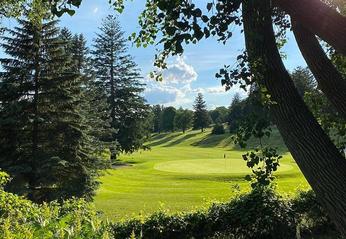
[
  {"left": 292, "top": 21, "right": 346, "bottom": 120},
  {"left": 273, "top": 0, "right": 346, "bottom": 55},
  {"left": 243, "top": 0, "right": 346, "bottom": 235}
]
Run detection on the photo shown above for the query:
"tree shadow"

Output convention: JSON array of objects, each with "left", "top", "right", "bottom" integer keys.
[
  {"left": 164, "top": 132, "right": 201, "bottom": 147},
  {"left": 146, "top": 133, "right": 181, "bottom": 147},
  {"left": 191, "top": 133, "right": 233, "bottom": 148}
]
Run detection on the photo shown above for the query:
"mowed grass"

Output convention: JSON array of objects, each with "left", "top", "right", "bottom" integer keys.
[{"left": 94, "top": 128, "right": 310, "bottom": 220}]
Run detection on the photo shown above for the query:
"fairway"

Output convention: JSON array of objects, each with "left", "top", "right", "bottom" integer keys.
[{"left": 95, "top": 129, "right": 309, "bottom": 220}]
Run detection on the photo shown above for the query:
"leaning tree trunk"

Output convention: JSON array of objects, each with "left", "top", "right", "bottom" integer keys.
[
  {"left": 273, "top": 0, "right": 346, "bottom": 55},
  {"left": 243, "top": 0, "right": 346, "bottom": 236},
  {"left": 292, "top": 21, "right": 346, "bottom": 120}
]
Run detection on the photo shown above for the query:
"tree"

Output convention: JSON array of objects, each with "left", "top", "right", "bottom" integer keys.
[
  {"left": 161, "top": 106, "right": 176, "bottom": 132},
  {"left": 0, "top": 12, "right": 106, "bottom": 202},
  {"left": 174, "top": 108, "right": 193, "bottom": 133},
  {"left": 228, "top": 93, "right": 244, "bottom": 133},
  {"left": 152, "top": 105, "right": 163, "bottom": 133},
  {"left": 290, "top": 67, "right": 315, "bottom": 97},
  {"left": 243, "top": 0, "right": 346, "bottom": 234},
  {"left": 63, "top": 29, "right": 114, "bottom": 156},
  {"left": 193, "top": 93, "right": 210, "bottom": 132},
  {"left": 292, "top": 23, "right": 346, "bottom": 119},
  {"left": 92, "top": 15, "right": 149, "bottom": 159},
  {"left": 209, "top": 106, "right": 228, "bottom": 124}
]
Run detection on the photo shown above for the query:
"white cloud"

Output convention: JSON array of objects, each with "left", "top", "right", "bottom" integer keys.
[
  {"left": 162, "top": 56, "right": 198, "bottom": 85},
  {"left": 143, "top": 56, "right": 197, "bottom": 107},
  {"left": 93, "top": 7, "right": 99, "bottom": 14}
]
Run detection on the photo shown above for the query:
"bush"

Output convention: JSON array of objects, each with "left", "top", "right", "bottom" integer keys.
[
  {"left": 111, "top": 188, "right": 296, "bottom": 239},
  {"left": 212, "top": 124, "right": 225, "bottom": 135},
  {"left": 292, "top": 190, "right": 339, "bottom": 238},
  {"left": 0, "top": 172, "right": 111, "bottom": 239}
]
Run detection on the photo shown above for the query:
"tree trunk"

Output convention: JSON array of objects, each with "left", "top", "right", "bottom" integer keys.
[
  {"left": 292, "top": 21, "right": 346, "bottom": 120},
  {"left": 243, "top": 0, "right": 346, "bottom": 235},
  {"left": 273, "top": 0, "right": 346, "bottom": 55}
]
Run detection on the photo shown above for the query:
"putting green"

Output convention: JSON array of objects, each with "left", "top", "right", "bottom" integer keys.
[{"left": 154, "top": 158, "right": 293, "bottom": 175}]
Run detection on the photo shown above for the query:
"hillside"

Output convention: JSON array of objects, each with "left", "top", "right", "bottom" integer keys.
[{"left": 94, "top": 128, "right": 309, "bottom": 220}]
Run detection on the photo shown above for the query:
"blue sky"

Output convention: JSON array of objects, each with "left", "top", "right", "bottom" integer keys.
[{"left": 0, "top": 0, "right": 307, "bottom": 109}]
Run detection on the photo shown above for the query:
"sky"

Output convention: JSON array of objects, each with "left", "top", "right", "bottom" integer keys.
[{"left": 0, "top": 0, "right": 307, "bottom": 109}]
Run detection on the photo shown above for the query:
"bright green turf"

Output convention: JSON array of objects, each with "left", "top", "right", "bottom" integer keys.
[{"left": 94, "top": 128, "right": 310, "bottom": 220}]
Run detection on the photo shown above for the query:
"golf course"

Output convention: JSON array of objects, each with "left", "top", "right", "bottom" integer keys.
[{"left": 95, "top": 128, "right": 310, "bottom": 220}]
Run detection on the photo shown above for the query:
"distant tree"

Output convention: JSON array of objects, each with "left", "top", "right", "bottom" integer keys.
[
  {"left": 290, "top": 67, "right": 316, "bottom": 97},
  {"left": 228, "top": 93, "right": 244, "bottom": 133},
  {"left": 193, "top": 93, "right": 210, "bottom": 132},
  {"left": 212, "top": 124, "right": 225, "bottom": 135},
  {"left": 92, "top": 15, "right": 150, "bottom": 160},
  {"left": 152, "top": 105, "right": 163, "bottom": 133},
  {"left": 161, "top": 106, "right": 176, "bottom": 132},
  {"left": 209, "top": 106, "right": 228, "bottom": 124},
  {"left": 174, "top": 108, "right": 193, "bottom": 133},
  {"left": 0, "top": 13, "right": 106, "bottom": 202}
]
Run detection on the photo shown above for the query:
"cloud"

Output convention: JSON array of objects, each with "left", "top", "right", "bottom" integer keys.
[
  {"left": 162, "top": 56, "right": 198, "bottom": 85},
  {"left": 143, "top": 56, "right": 197, "bottom": 107},
  {"left": 93, "top": 7, "right": 99, "bottom": 14}
]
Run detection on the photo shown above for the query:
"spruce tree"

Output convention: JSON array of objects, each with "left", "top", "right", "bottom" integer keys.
[
  {"left": 0, "top": 12, "right": 106, "bottom": 202},
  {"left": 152, "top": 105, "right": 163, "bottom": 133},
  {"left": 193, "top": 93, "right": 210, "bottom": 132},
  {"left": 92, "top": 15, "right": 149, "bottom": 160}
]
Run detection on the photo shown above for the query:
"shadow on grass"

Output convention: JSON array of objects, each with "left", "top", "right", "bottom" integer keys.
[
  {"left": 191, "top": 133, "right": 233, "bottom": 148},
  {"left": 146, "top": 133, "right": 181, "bottom": 147},
  {"left": 164, "top": 132, "right": 201, "bottom": 147}
]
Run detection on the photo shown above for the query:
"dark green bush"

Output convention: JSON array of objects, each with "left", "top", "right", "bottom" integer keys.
[
  {"left": 292, "top": 190, "right": 339, "bottom": 238},
  {"left": 212, "top": 124, "right": 225, "bottom": 135},
  {"left": 111, "top": 188, "right": 296, "bottom": 239}
]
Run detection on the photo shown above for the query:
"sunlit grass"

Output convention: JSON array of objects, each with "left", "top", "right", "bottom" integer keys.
[{"left": 94, "top": 128, "right": 309, "bottom": 220}]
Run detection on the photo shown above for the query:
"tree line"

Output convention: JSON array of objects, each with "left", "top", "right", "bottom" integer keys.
[{"left": 0, "top": 9, "right": 150, "bottom": 202}]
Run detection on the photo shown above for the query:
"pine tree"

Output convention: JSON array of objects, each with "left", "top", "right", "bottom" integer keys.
[
  {"left": 193, "top": 93, "right": 210, "bottom": 132},
  {"left": 92, "top": 15, "right": 150, "bottom": 160},
  {"left": 0, "top": 12, "right": 106, "bottom": 202},
  {"left": 152, "top": 105, "right": 163, "bottom": 133}
]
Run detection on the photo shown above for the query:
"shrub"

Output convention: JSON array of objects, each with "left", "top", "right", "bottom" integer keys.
[
  {"left": 212, "top": 124, "right": 225, "bottom": 135},
  {"left": 111, "top": 188, "right": 296, "bottom": 239},
  {"left": 0, "top": 171, "right": 111, "bottom": 239},
  {"left": 292, "top": 190, "right": 339, "bottom": 238}
]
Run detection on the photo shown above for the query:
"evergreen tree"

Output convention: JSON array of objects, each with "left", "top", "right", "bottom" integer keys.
[
  {"left": 290, "top": 67, "right": 316, "bottom": 97},
  {"left": 0, "top": 12, "right": 105, "bottom": 202},
  {"left": 92, "top": 15, "right": 150, "bottom": 160},
  {"left": 161, "top": 106, "right": 176, "bottom": 132},
  {"left": 152, "top": 105, "right": 163, "bottom": 133},
  {"left": 66, "top": 30, "right": 114, "bottom": 155},
  {"left": 193, "top": 93, "right": 210, "bottom": 132},
  {"left": 174, "top": 108, "right": 193, "bottom": 133}
]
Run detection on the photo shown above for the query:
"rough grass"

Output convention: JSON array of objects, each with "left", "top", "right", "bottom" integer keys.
[{"left": 94, "top": 128, "right": 309, "bottom": 220}]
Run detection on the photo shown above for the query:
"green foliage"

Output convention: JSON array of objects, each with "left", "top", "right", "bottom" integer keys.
[
  {"left": 174, "top": 108, "right": 193, "bottom": 133},
  {"left": 111, "top": 188, "right": 298, "bottom": 239},
  {"left": 211, "top": 124, "right": 225, "bottom": 135},
  {"left": 0, "top": 13, "right": 107, "bottom": 202},
  {"left": 209, "top": 107, "right": 228, "bottom": 124},
  {"left": 92, "top": 15, "right": 150, "bottom": 156},
  {"left": 0, "top": 172, "right": 111, "bottom": 239},
  {"left": 290, "top": 67, "right": 316, "bottom": 98},
  {"left": 193, "top": 93, "right": 211, "bottom": 132},
  {"left": 161, "top": 107, "right": 176, "bottom": 132}
]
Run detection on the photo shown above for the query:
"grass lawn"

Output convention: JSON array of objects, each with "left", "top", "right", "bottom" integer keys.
[{"left": 94, "top": 128, "right": 310, "bottom": 220}]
